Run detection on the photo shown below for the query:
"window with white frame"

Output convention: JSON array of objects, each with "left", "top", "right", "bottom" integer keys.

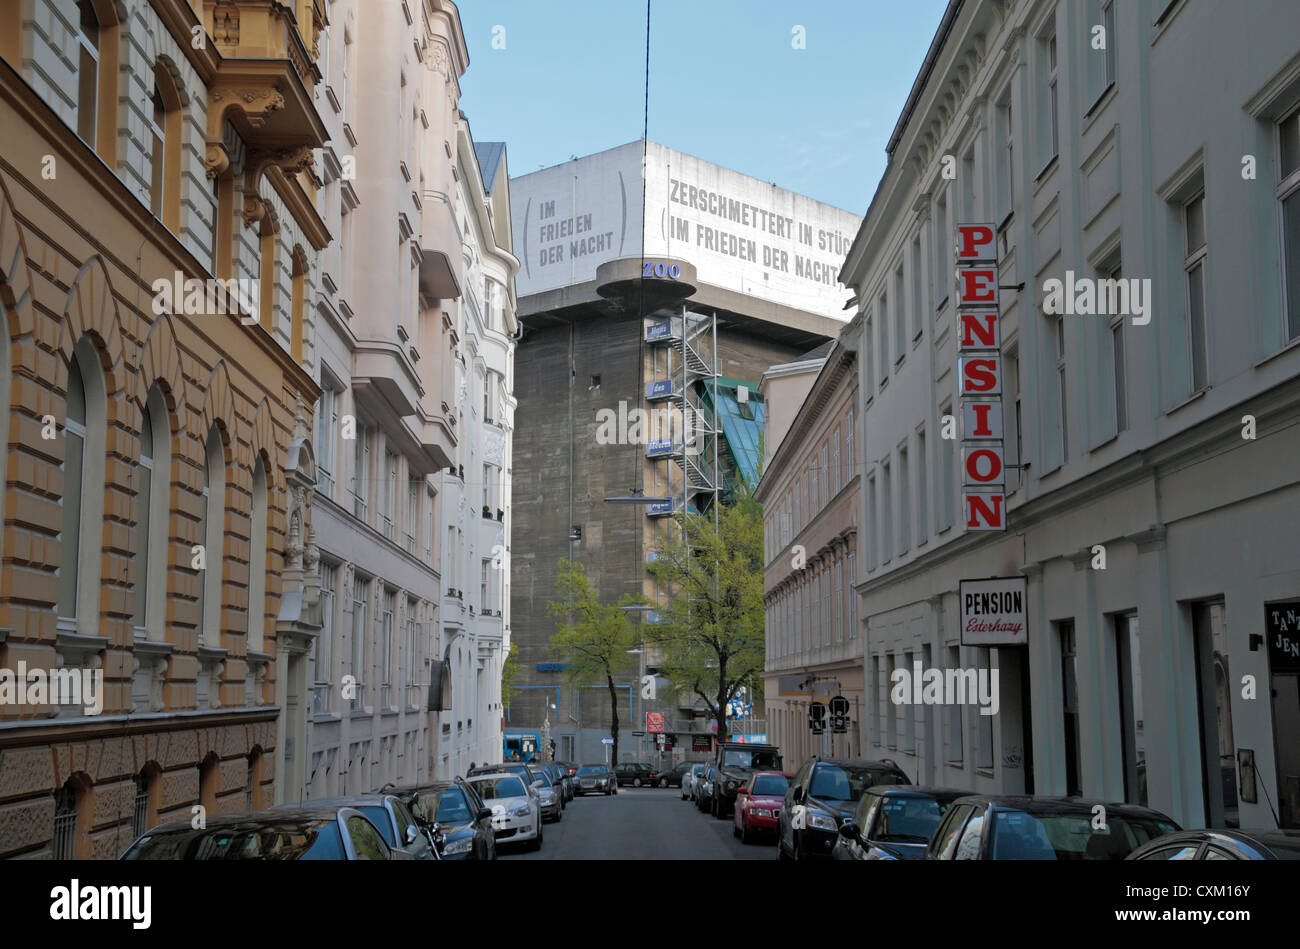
[
  {"left": 997, "top": 91, "right": 1014, "bottom": 221},
  {"left": 934, "top": 193, "right": 949, "bottom": 308},
  {"left": 1183, "top": 188, "right": 1209, "bottom": 391},
  {"left": 201, "top": 424, "right": 224, "bottom": 648},
  {"left": 866, "top": 473, "right": 877, "bottom": 569},
  {"left": 880, "top": 458, "right": 892, "bottom": 565},
  {"left": 911, "top": 235, "right": 924, "bottom": 339},
  {"left": 893, "top": 263, "right": 906, "bottom": 363},
  {"left": 1056, "top": 315, "right": 1069, "bottom": 461},
  {"left": 313, "top": 562, "right": 336, "bottom": 714},
  {"left": 878, "top": 290, "right": 889, "bottom": 384},
  {"left": 406, "top": 476, "right": 419, "bottom": 553},
  {"left": 1281, "top": 102, "right": 1300, "bottom": 340},
  {"left": 76, "top": 0, "right": 99, "bottom": 147},
  {"left": 832, "top": 427, "right": 841, "bottom": 495},
  {"left": 382, "top": 449, "right": 398, "bottom": 539},
  {"left": 1102, "top": 255, "right": 1128, "bottom": 432},
  {"left": 1038, "top": 26, "right": 1059, "bottom": 169},
  {"left": 248, "top": 455, "right": 268, "bottom": 653},
  {"left": 351, "top": 574, "right": 369, "bottom": 709},
  {"left": 939, "top": 400, "right": 955, "bottom": 530},
  {"left": 916, "top": 427, "right": 928, "bottom": 543},
  {"left": 315, "top": 377, "right": 338, "bottom": 497},
  {"left": 898, "top": 442, "right": 910, "bottom": 556},
  {"left": 352, "top": 416, "right": 370, "bottom": 520},
  {"left": 380, "top": 587, "right": 395, "bottom": 707},
  {"left": 135, "top": 385, "right": 169, "bottom": 639}
]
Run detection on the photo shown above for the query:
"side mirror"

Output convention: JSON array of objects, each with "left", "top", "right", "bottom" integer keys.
[
  {"left": 792, "top": 785, "right": 804, "bottom": 803},
  {"left": 838, "top": 821, "right": 860, "bottom": 840},
  {"left": 405, "top": 824, "right": 421, "bottom": 846},
  {"left": 737, "top": 788, "right": 749, "bottom": 797},
  {"left": 477, "top": 807, "right": 493, "bottom": 822}
]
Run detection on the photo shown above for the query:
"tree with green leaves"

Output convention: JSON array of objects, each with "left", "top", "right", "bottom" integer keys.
[
  {"left": 645, "top": 480, "right": 766, "bottom": 744},
  {"left": 500, "top": 641, "right": 522, "bottom": 712},
  {"left": 545, "top": 559, "right": 641, "bottom": 765}
]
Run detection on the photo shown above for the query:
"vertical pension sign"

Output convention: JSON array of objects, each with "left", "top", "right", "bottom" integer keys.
[{"left": 955, "top": 223, "right": 1007, "bottom": 531}]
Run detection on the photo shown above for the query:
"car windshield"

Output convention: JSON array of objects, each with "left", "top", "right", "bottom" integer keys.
[
  {"left": 473, "top": 776, "right": 526, "bottom": 799},
  {"left": 359, "top": 806, "right": 396, "bottom": 846},
  {"left": 577, "top": 766, "right": 605, "bottom": 776},
  {"left": 750, "top": 775, "right": 791, "bottom": 796},
  {"left": 989, "top": 809, "right": 1179, "bottom": 860},
  {"left": 808, "top": 766, "right": 885, "bottom": 802},
  {"left": 417, "top": 789, "right": 472, "bottom": 824},
  {"left": 722, "top": 750, "right": 781, "bottom": 769},
  {"left": 872, "top": 796, "right": 950, "bottom": 843},
  {"left": 123, "top": 822, "right": 338, "bottom": 860},
  {"left": 533, "top": 771, "right": 553, "bottom": 786}
]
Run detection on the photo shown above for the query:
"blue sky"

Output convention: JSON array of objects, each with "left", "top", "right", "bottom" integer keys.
[{"left": 456, "top": 0, "right": 950, "bottom": 216}]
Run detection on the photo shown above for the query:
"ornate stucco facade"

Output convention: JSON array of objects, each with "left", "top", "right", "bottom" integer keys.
[{"left": 0, "top": 0, "right": 325, "bottom": 857}]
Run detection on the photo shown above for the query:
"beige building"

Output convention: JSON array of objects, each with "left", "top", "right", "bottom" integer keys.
[
  {"left": 0, "top": 0, "right": 327, "bottom": 856},
  {"left": 757, "top": 329, "right": 862, "bottom": 767}
]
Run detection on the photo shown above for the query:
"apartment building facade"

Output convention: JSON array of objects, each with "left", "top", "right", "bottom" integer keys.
[
  {"left": 302, "top": 0, "right": 515, "bottom": 800},
  {"left": 0, "top": 0, "right": 326, "bottom": 856},
  {"left": 843, "top": 0, "right": 1300, "bottom": 829},
  {"left": 434, "top": 127, "right": 518, "bottom": 776},
  {"left": 757, "top": 332, "right": 863, "bottom": 766}
]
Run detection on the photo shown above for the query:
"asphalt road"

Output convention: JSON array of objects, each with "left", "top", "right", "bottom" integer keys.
[{"left": 503, "top": 786, "right": 774, "bottom": 860}]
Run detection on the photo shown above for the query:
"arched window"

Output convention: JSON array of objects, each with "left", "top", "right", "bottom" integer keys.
[
  {"left": 131, "top": 764, "right": 160, "bottom": 838},
  {"left": 149, "top": 62, "right": 183, "bottom": 229},
  {"left": 58, "top": 337, "right": 106, "bottom": 634},
  {"left": 246, "top": 748, "right": 264, "bottom": 810},
  {"left": 247, "top": 455, "right": 267, "bottom": 654},
  {"left": 134, "top": 385, "right": 170, "bottom": 639},
  {"left": 71, "top": 1, "right": 119, "bottom": 162},
  {"left": 198, "top": 752, "right": 219, "bottom": 813},
  {"left": 52, "top": 774, "right": 92, "bottom": 859},
  {"left": 75, "top": 0, "right": 99, "bottom": 146},
  {"left": 200, "top": 424, "right": 225, "bottom": 648}
]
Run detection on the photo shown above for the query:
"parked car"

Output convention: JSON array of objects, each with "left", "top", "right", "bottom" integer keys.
[
  {"left": 925, "top": 796, "right": 1180, "bottom": 860},
  {"left": 121, "top": 807, "right": 403, "bottom": 860},
  {"left": 465, "top": 772, "right": 543, "bottom": 850},
  {"left": 574, "top": 764, "right": 616, "bottom": 796},
  {"left": 385, "top": 780, "right": 496, "bottom": 860},
  {"left": 545, "top": 763, "right": 575, "bottom": 803},
  {"left": 778, "top": 758, "right": 911, "bottom": 861},
  {"left": 272, "top": 794, "right": 436, "bottom": 859},
  {"left": 832, "top": 786, "right": 970, "bottom": 860},
  {"left": 614, "top": 762, "right": 658, "bottom": 787},
  {"left": 530, "top": 768, "right": 564, "bottom": 822},
  {"left": 1127, "top": 828, "right": 1300, "bottom": 861},
  {"left": 654, "top": 760, "right": 693, "bottom": 789},
  {"left": 733, "top": 772, "right": 793, "bottom": 844},
  {"left": 711, "top": 742, "right": 784, "bottom": 818},
  {"left": 682, "top": 763, "right": 706, "bottom": 801},
  {"left": 696, "top": 764, "right": 717, "bottom": 812}
]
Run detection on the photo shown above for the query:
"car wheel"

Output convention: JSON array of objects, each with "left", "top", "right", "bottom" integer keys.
[
  {"left": 555, "top": 807, "right": 562, "bottom": 823},
  {"left": 633, "top": 778, "right": 642, "bottom": 788},
  {"left": 660, "top": 778, "right": 669, "bottom": 789},
  {"left": 531, "top": 824, "right": 543, "bottom": 851}
]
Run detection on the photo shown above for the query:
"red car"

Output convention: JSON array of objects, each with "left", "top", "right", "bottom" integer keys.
[{"left": 733, "top": 772, "right": 794, "bottom": 844}]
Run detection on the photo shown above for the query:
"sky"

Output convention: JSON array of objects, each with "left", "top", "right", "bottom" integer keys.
[{"left": 456, "top": 0, "right": 951, "bottom": 216}]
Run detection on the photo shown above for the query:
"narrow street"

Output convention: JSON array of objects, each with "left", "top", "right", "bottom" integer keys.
[{"left": 505, "top": 788, "right": 770, "bottom": 860}]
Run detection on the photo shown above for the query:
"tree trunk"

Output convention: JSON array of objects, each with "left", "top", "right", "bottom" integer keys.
[{"left": 607, "top": 672, "right": 620, "bottom": 766}]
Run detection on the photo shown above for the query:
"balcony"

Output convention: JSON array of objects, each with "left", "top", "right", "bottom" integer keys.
[
  {"left": 419, "top": 191, "right": 461, "bottom": 300},
  {"left": 203, "top": 2, "right": 328, "bottom": 195}
]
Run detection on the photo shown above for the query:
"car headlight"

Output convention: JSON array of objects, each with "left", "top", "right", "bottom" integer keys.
[
  {"left": 512, "top": 805, "right": 532, "bottom": 817},
  {"left": 442, "top": 837, "right": 473, "bottom": 855},
  {"left": 541, "top": 791, "right": 556, "bottom": 803},
  {"left": 751, "top": 808, "right": 772, "bottom": 818},
  {"left": 491, "top": 806, "right": 505, "bottom": 817},
  {"left": 809, "top": 813, "right": 838, "bottom": 832}
]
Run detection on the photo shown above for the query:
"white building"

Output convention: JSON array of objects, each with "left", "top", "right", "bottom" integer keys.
[
  {"left": 302, "top": 0, "right": 484, "bottom": 800},
  {"left": 434, "top": 121, "right": 519, "bottom": 775},
  {"left": 842, "top": 0, "right": 1300, "bottom": 830}
]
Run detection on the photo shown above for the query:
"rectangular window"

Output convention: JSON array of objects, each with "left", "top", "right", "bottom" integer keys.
[
  {"left": 315, "top": 381, "right": 338, "bottom": 497},
  {"left": 946, "top": 646, "right": 964, "bottom": 764},
  {"left": 903, "top": 651, "right": 916, "bottom": 753},
  {"left": 481, "top": 559, "right": 491, "bottom": 612},
  {"left": 1115, "top": 612, "right": 1146, "bottom": 806},
  {"left": 885, "top": 654, "right": 898, "bottom": 749},
  {"left": 846, "top": 552, "right": 856, "bottom": 638},
  {"left": 381, "top": 588, "right": 395, "bottom": 707},
  {"left": 820, "top": 444, "right": 829, "bottom": 507},
  {"left": 832, "top": 559, "right": 843, "bottom": 643},
  {"left": 878, "top": 291, "right": 890, "bottom": 385},
  {"left": 832, "top": 427, "right": 841, "bottom": 495},
  {"left": 1059, "top": 620, "right": 1082, "bottom": 796},
  {"left": 149, "top": 86, "right": 165, "bottom": 217},
  {"left": 1056, "top": 316, "right": 1069, "bottom": 461},
  {"left": 866, "top": 474, "right": 878, "bottom": 569},
  {"left": 313, "top": 563, "right": 336, "bottom": 715},
  {"left": 934, "top": 195, "right": 949, "bottom": 308},
  {"left": 1280, "top": 103, "right": 1300, "bottom": 340},
  {"left": 351, "top": 576, "right": 369, "bottom": 709},
  {"left": 939, "top": 401, "right": 955, "bottom": 529},
  {"left": 1191, "top": 600, "right": 1238, "bottom": 828},
  {"left": 893, "top": 264, "right": 906, "bottom": 363},
  {"left": 977, "top": 648, "right": 994, "bottom": 770},
  {"left": 1103, "top": 0, "right": 1117, "bottom": 88},
  {"left": 864, "top": 315, "right": 875, "bottom": 394},
  {"left": 76, "top": 5, "right": 99, "bottom": 147},
  {"left": 880, "top": 458, "right": 892, "bottom": 565},
  {"left": 997, "top": 94, "right": 1014, "bottom": 221},
  {"left": 916, "top": 428, "right": 928, "bottom": 543},
  {"left": 911, "top": 235, "right": 924, "bottom": 339},
  {"left": 405, "top": 477, "right": 418, "bottom": 553},
  {"left": 1046, "top": 32, "right": 1059, "bottom": 163},
  {"left": 352, "top": 418, "right": 370, "bottom": 521},
  {"left": 898, "top": 443, "right": 910, "bottom": 556},
  {"left": 1184, "top": 190, "right": 1209, "bottom": 391},
  {"left": 383, "top": 450, "right": 398, "bottom": 539},
  {"left": 1105, "top": 259, "right": 1128, "bottom": 432},
  {"left": 845, "top": 408, "right": 854, "bottom": 475}
]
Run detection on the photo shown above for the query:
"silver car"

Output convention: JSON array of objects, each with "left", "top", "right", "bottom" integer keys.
[
  {"left": 683, "top": 763, "right": 706, "bottom": 801},
  {"left": 530, "top": 769, "right": 564, "bottom": 823},
  {"left": 466, "top": 772, "right": 543, "bottom": 850}
]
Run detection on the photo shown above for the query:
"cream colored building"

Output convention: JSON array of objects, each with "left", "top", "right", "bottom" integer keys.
[
  {"left": 757, "top": 332, "right": 863, "bottom": 766},
  {"left": 843, "top": 0, "right": 1300, "bottom": 829}
]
